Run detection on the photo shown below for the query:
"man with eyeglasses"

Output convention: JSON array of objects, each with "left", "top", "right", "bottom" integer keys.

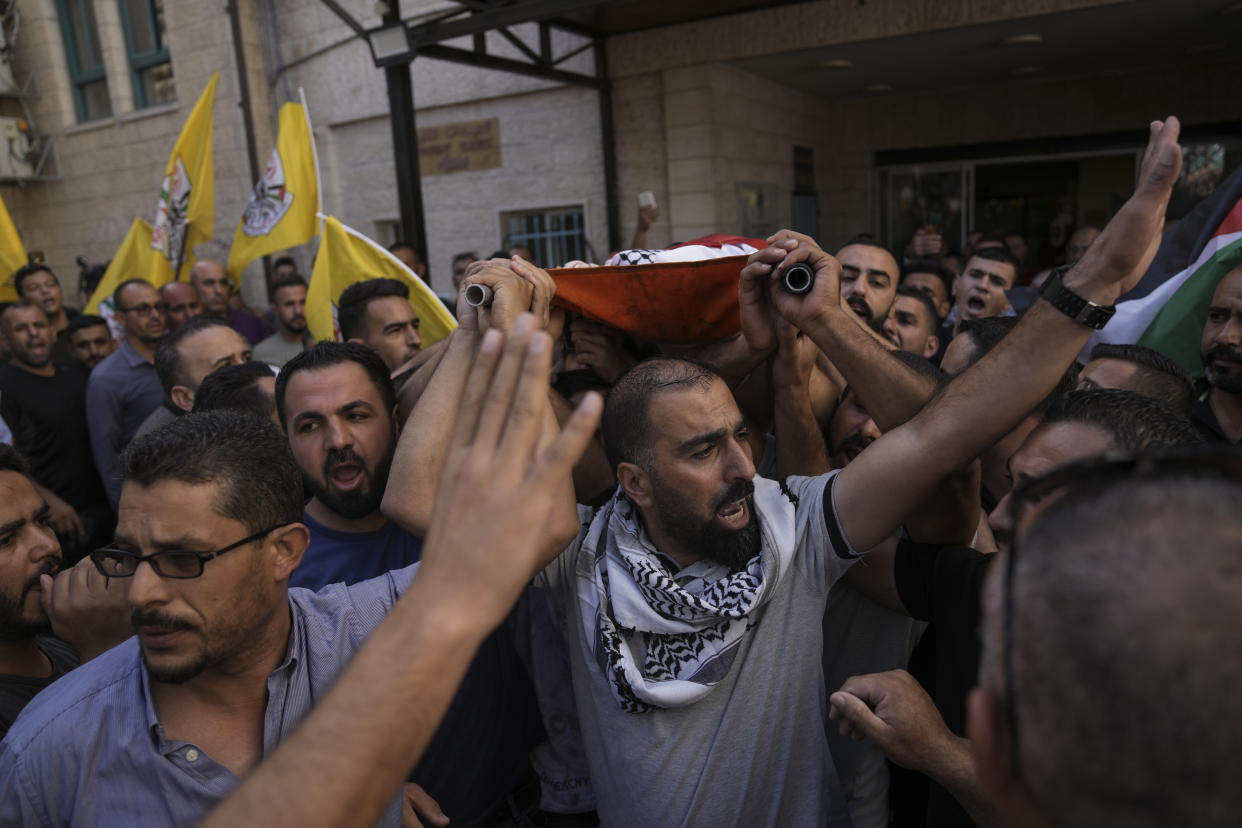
[
  {"left": 85, "top": 278, "right": 166, "bottom": 510},
  {"left": 0, "top": 410, "right": 448, "bottom": 826}
]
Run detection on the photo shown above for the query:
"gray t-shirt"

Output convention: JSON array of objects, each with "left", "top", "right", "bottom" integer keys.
[
  {"left": 536, "top": 472, "right": 859, "bottom": 828},
  {"left": 252, "top": 332, "right": 308, "bottom": 368}
]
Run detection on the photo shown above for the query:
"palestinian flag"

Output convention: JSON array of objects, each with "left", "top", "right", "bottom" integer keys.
[
  {"left": 549, "top": 235, "right": 765, "bottom": 344},
  {"left": 1090, "top": 167, "right": 1242, "bottom": 376}
]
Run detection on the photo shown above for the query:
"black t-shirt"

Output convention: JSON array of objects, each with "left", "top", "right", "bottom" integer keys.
[
  {"left": 894, "top": 540, "right": 993, "bottom": 828},
  {"left": 0, "top": 361, "right": 108, "bottom": 513},
  {"left": 0, "top": 636, "right": 80, "bottom": 737},
  {"left": 1190, "top": 391, "right": 1238, "bottom": 444}
]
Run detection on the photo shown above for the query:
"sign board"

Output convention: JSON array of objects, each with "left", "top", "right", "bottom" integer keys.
[{"left": 417, "top": 118, "right": 502, "bottom": 176}]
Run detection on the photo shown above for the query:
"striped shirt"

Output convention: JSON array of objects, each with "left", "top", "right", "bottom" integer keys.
[{"left": 0, "top": 564, "right": 419, "bottom": 827}]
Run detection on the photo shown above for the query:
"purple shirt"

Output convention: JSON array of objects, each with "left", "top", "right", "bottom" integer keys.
[
  {"left": 85, "top": 341, "right": 162, "bottom": 508},
  {"left": 227, "top": 306, "right": 273, "bottom": 346}
]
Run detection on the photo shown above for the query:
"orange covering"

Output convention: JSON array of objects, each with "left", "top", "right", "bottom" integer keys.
[{"left": 549, "top": 254, "right": 752, "bottom": 345}]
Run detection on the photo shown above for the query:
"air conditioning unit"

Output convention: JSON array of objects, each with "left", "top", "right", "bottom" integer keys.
[{"left": 0, "top": 116, "right": 35, "bottom": 179}]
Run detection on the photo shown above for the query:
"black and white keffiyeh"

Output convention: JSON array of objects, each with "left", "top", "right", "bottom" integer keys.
[{"left": 579, "top": 477, "right": 799, "bottom": 713}]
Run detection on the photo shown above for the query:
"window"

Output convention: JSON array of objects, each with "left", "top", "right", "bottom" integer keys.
[
  {"left": 55, "top": 0, "right": 112, "bottom": 122},
  {"left": 500, "top": 205, "right": 586, "bottom": 268},
  {"left": 118, "top": 0, "right": 174, "bottom": 108}
]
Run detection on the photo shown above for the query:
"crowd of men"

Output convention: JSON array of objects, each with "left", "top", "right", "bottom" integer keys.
[{"left": 0, "top": 115, "right": 1237, "bottom": 828}]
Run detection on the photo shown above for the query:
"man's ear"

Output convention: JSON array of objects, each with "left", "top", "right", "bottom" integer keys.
[
  {"left": 923, "top": 334, "right": 940, "bottom": 360},
  {"left": 170, "top": 385, "right": 195, "bottom": 413},
  {"left": 617, "top": 461, "right": 653, "bottom": 508},
  {"left": 968, "top": 685, "right": 1018, "bottom": 802},
  {"left": 268, "top": 522, "right": 310, "bottom": 582}
]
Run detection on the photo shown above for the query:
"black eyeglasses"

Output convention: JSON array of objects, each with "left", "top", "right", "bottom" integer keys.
[
  {"left": 90, "top": 524, "right": 288, "bottom": 579},
  {"left": 119, "top": 302, "right": 167, "bottom": 317},
  {"left": 1003, "top": 445, "right": 1242, "bottom": 775}
]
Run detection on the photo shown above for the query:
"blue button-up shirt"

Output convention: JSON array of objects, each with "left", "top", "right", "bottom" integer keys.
[
  {"left": 0, "top": 565, "right": 418, "bottom": 827},
  {"left": 85, "top": 341, "right": 163, "bottom": 508}
]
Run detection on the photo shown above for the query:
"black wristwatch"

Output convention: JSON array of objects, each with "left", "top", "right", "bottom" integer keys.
[{"left": 1038, "top": 265, "right": 1116, "bottom": 329}]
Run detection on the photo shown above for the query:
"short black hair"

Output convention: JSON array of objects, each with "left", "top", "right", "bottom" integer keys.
[
  {"left": 901, "top": 258, "right": 955, "bottom": 302},
  {"left": 601, "top": 356, "right": 719, "bottom": 471},
  {"left": 388, "top": 241, "right": 415, "bottom": 255},
  {"left": 270, "top": 274, "right": 308, "bottom": 296},
  {"left": 337, "top": 278, "right": 409, "bottom": 341},
  {"left": 893, "top": 284, "right": 942, "bottom": 329},
  {"left": 113, "top": 278, "right": 152, "bottom": 309},
  {"left": 193, "top": 361, "right": 277, "bottom": 422},
  {"left": 968, "top": 245, "right": 1020, "bottom": 271},
  {"left": 889, "top": 348, "right": 947, "bottom": 388},
  {"left": 275, "top": 341, "right": 396, "bottom": 427},
  {"left": 121, "top": 410, "right": 303, "bottom": 534},
  {"left": 66, "top": 313, "right": 110, "bottom": 336},
  {"left": 958, "top": 316, "right": 1077, "bottom": 412},
  {"left": 1087, "top": 343, "right": 1195, "bottom": 414},
  {"left": 0, "top": 443, "right": 30, "bottom": 476},
  {"left": 154, "top": 316, "right": 231, "bottom": 396},
  {"left": 1042, "top": 388, "right": 1204, "bottom": 451},
  {"left": 452, "top": 251, "right": 478, "bottom": 265},
  {"left": 12, "top": 263, "right": 56, "bottom": 296},
  {"left": 272, "top": 255, "right": 297, "bottom": 271}
]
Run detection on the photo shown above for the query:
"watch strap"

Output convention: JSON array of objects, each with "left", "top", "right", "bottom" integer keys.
[{"left": 1038, "top": 266, "right": 1116, "bottom": 330}]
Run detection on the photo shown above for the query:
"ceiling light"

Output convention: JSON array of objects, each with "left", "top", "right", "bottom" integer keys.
[
  {"left": 999, "top": 33, "right": 1043, "bottom": 46},
  {"left": 818, "top": 58, "right": 854, "bottom": 70},
  {"left": 865, "top": 83, "right": 892, "bottom": 92}
]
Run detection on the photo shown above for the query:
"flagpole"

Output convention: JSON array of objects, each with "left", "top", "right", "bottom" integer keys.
[{"left": 300, "top": 88, "right": 324, "bottom": 232}]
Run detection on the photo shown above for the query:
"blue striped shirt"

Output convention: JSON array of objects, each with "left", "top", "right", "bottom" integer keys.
[{"left": 0, "top": 564, "right": 420, "bottom": 827}]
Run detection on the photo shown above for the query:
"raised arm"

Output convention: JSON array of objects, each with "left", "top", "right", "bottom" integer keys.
[
  {"left": 764, "top": 118, "right": 1181, "bottom": 552},
  {"left": 201, "top": 319, "right": 602, "bottom": 828}
]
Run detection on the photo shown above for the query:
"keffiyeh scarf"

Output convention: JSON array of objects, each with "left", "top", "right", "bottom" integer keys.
[{"left": 580, "top": 477, "right": 800, "bottom": 713}]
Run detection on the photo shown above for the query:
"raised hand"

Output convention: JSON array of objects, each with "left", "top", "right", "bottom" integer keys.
[
  {"left": 417, "top": 314, "right": 601, "bottom": 631},
  {"left": 1067, "top": 117, "right": 1182, "bottom": 304},
  {"left": 739, "top": 230, "right": 844, "bottom": 351},
  {"left": 40, "top": 556, "right": 132, "bottom": 661}
]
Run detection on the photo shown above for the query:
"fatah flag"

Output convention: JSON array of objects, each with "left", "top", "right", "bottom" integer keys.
[
  {"left": 1090, "top": 167, "right": 1242, "bottom": 376},
  {"left": 306, "top": 216, "right": 455, "bottom": 345},
  {"left": 549, "top": 235, "right": 765, "bottom": 344},
  {"left": 226, "top": 99, "right": 320, "bottom": 279},
  {"left": 150, "top": 73, "right": 218, "bottom": 283},
  {"left": 0, "top": 192, "right": 26, "bottom": 302},
  {"left": 85, "top": 217, "right": 157, "bottom": 336}
]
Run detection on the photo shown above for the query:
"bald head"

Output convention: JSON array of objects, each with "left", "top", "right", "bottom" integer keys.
[
  {"left": 159, "top": 281, "right": 203, "bottom": 332},
  {"left": 977, "top": 469, "right": 1242, "bottom": 828},
  {"left": 189, "top": 259, "right": 232, "bottom": 317}
]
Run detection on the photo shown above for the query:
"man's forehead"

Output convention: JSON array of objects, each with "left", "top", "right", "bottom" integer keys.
[
  {"left": 1210, "top": 267, "right": 1242, "bottom": 304},
  {"left": 905, "top": 272, "right": 944, "bottom": 292},
  {"left": 1014, "top": 421, "right": 1113, "bottom": 478},
  {"left": 0, "top": 470, "right": 42, "bottom": 515},
  {"left": 180, "top": 326, "right": 245, "bottom": 356},
  {"left": 276, "top": 286, "right": 307, "bottom": 303},
  {"left": 287, "top": 362, "right": 385, "bottom": 411},
  {"left": 117, "top": 479, "right": 239, "bottom": 542},
  {"left": 837, "top": 244, "right": 897, "bottom": 277},
  {"left": 122, "top": 283, "right": 159, "bottom": 304},
  {"left": 966, "top": 257, "right": 1014, "bottom": 282},
  {"left": 894, "top": 295, "right": 933, "bottom": 326},
  {"left": 645, "top": 379, "right": 738, "bottom": 438},
  {"left": 366, "top": 295, "right": 415, "bottom": 325}
]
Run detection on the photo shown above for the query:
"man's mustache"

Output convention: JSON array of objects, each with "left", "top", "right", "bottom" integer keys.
[
  {"left": 131, "top": 607, "right": 195, "bottom": 632},
  {"left": 714, "top": 478, "right": 755, "bottom": 511},
  {"left": 846, "top": 297, "right": 872, "bottom": 320},
  {"left": 1204, "top": 344, "right": 1242, "bottom": 366}
]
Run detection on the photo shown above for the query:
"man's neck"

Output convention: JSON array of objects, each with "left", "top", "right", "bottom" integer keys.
[
  {"left": 149, "top": 603, "right": 292, "bottom": 776},
  {"left": 8, "top": 357, "right": 55, "bottom": 377},
  {"left": 0, "top": 636, "right": 51, "bottom": 678},
  {"left": 305, "top": 497, "right": 389, "bottom": 533},
  {"left": 1209, "top": 387, "right": 1242, "bottom": 443},
  {"left": 46, "top": 309, "right": 69, "bottom": 334},
  {"left": 634, "top": 506, "right": 700, "bottom": 571},
  {"left": 279, "top": 326, "right": 304, "bottom": 344},
  {"left": 126, "top": 337, "right": 157, "bottom": 362}
]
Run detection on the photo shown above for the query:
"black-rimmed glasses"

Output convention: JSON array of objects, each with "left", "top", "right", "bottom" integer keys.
[
  {"left": 1002, "top": 445, "right": 1242, "bottom": 775},
  {"left": 90, "top": 524, "right": 288, "bottom": 579}
]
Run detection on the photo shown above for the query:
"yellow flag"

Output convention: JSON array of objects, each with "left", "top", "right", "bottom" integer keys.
[
  {"left": 0, "top": 192, "right": 26, "bottom": 302},
  {"left": 307, "top": 216, "right": 455, "bottom": 346},
  {"left": 86, "top": 218, "right": 159, "bottom": 323},
  {"left": 226, "top": 101, "right": 319, "bottom": 279},
  {"left": 151, "top": 73, "right": 217, "bottom": 283}
]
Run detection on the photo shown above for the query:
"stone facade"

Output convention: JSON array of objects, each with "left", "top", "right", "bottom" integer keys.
[{"left": 2, "top": 0, "right": 1239, "bottom": 306}]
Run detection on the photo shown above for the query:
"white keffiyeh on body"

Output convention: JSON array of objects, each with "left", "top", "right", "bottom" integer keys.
[{"left": 579, "top": 476, "right": 800, "bottom": 713}]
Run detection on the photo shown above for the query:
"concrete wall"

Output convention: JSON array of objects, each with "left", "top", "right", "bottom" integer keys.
[{"left": 1, "top": 0, "right": 272, "bottom": 305}]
